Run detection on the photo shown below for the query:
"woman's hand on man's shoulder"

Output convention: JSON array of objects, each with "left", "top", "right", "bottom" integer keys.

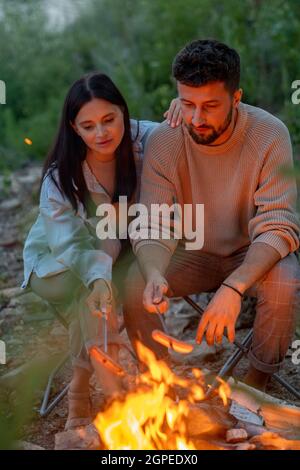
[{"left": 163, "top": 98, "right": 182, "bottom": 128}]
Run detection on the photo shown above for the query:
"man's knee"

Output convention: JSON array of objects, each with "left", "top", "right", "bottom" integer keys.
[
  {"left": 265, "top": 252, "right": 299, "bottom": 284},
  {"left": 258, "top": 252, "right": 300, "bottom": 306}
]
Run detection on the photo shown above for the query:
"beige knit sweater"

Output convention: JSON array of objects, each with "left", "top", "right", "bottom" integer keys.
[{"left": 130, "top": 102, "right": 299, "bottom": 260}]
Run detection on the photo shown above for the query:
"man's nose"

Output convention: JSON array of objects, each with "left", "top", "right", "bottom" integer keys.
[{"left": 192, "top": 108, "right": 205, "bottom": 127}]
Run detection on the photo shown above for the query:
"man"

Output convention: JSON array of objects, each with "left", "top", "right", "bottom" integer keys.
[{"left": 123, "top": 39, "right": 300, "bottom": 390}]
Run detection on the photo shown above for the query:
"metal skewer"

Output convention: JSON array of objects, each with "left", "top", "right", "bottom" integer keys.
[
  {"left": 152, "top": 304, "right": 194, "bottom": 354},
  {"left": 90, "top": 304, "right": 125, "bottom": 376},
  {"left": 157, "top": 308, "right": 168, "bottom": 333},
  {"left": 102, "top": 307, "right": 108, "bottom": 353}
]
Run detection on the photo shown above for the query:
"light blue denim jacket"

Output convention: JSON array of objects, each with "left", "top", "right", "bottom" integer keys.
[{"left": 22, "top": 119, "right": 159, "bottom": 290}]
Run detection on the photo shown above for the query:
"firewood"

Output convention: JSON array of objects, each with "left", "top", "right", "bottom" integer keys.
[
  {"left": 187, "top": 403, "right": 235, "bottom": 437},
  {"left": 250, "top": 432, "right": 300, "bottom": 450},
  {"left": 260, "top": 403, "right": 300, "bottom": 438},
  {"left": 234, "top": 442, "right": 256, "bottom": 450},
  {"left": 226, "top": 428, "right": 248, "bottom": 443}
]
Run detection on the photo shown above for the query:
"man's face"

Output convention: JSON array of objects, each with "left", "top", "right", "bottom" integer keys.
[{"left": 177, "top": 81, "right": 241, "bottom": 145}]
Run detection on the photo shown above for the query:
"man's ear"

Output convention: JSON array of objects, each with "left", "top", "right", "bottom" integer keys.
[{"left": 233, "top": 88, "right": 243, "bottom": 107}]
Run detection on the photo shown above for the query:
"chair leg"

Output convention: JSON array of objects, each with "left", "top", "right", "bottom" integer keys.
[
  {"left": 215, "top": 330, "right": 253, "bottom": 380},
  {"left": 272, "top": 373, "right": 300, "bottom": 400},
  {"left": 39, "top": 352, "right": 70, "bottom": 417},
  {"left": 206, "top": 330, "right": 253, "bottom": 396}
]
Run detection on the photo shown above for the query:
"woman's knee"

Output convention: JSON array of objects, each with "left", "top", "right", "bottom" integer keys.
[{"left": 30, "top": 270, "right": 81, "bottom": 304}]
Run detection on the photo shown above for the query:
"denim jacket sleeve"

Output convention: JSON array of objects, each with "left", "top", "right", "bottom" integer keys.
[
  {"left": 130, "top": 119, "right": 160, "bottom": 199},
  {"left": 131, "top": 119, "right": 160, "bottom": 159},
  {"left": 39, "top": 173, "right": 112, "bottom": 288}
]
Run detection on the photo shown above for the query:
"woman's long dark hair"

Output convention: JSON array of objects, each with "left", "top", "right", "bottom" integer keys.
[{"left": 42, "top": 72, "right": 137, "bottom": 212}]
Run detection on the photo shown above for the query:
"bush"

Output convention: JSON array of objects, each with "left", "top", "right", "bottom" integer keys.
[{"left": 0, "top": 0, "right": 300, "bottom": 169}]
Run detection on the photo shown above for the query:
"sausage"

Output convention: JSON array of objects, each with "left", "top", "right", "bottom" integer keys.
[
  {"left": 152, "top": 329, "right": 194, "bottom": 354},
  {"left": 89, "top": 346, "right": 125, "bottom": 376}
]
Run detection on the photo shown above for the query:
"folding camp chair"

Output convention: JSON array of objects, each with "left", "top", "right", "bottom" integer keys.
[{"left": 39, "top": 305, "right": 70, "bottom": 417}]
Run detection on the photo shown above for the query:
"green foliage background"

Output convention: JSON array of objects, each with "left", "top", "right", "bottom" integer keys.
[{"left": 1, "top": 0, "right": 300, "bottom": 172}]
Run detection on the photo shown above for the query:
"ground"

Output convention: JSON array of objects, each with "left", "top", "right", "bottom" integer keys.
[{"left": 0, "top": 164, "right": 299, "bottom": 450}]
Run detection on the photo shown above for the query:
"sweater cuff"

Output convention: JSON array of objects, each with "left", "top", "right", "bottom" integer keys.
[
  {"left": 252, "top": 232, "right": 291, "bottom": 258},
  {"left": 133, "top": 239, "right": 176, "bottom": 256},
  {"left": 84, "top": 255, "right": 113, "bottom": 288}
]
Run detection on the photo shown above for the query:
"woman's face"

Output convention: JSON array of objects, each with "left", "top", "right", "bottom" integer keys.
[{"left": 72, "top": 98, "right": 125, "bottom": 159}]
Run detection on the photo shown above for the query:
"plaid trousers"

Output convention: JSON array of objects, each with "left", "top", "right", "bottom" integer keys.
[{"left": 123, "top": 244, "right": 300, "bottom": 373}]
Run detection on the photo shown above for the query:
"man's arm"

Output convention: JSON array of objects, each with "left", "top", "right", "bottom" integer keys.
[
  {"left": 130, "top": 124, "right": 181, "bottom": 312},
  {"left": 197, "top": 120, "right": 299, "bottom": 346},
  {"left": 248, "top": 121, "right": 299, "bottom": 257},
  {"left": 224, "top": 242, "right": 281, "bottom": 294},
  {"left": 136, "top": 244, "right": 171, "bottom": 314}
]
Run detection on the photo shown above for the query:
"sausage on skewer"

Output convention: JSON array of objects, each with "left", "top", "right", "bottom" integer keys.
[
  {"left": 152, "top": 329, "right": 194, "bottom": 354},
  {"left": 89, "top": 346, "right": 125, "bottom": 376}
]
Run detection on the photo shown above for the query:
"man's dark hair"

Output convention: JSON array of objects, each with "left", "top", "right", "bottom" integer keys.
[{"left": 172, "top": 39, "right": 240, "bottom": 94}]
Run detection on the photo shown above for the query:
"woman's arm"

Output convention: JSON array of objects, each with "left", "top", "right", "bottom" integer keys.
[{"left": 40, "top": 175, "right": 113, "bottom": 289}]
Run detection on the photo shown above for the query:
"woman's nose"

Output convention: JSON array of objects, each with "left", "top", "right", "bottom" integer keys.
[{"left": 95, "top": 124, "right": 107, "bottom": 137}]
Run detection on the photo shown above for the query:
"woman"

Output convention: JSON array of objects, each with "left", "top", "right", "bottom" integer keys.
[{"left": 22, "top": 72, "right": 181, "bottom": 429}]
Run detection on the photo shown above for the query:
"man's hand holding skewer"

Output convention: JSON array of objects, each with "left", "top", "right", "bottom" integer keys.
[{"left": 143, "top": 270, "right": 169, "bottom": 314}]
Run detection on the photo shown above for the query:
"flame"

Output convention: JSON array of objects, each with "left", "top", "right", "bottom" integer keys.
[
  {"left": 24, "top": 137, "right": 32, "bottom": 145},
  {"left": 216, "top": 377, "right": 231, "bottom": 407},
  {"left": 93, "top": 342, "right": 230, "bottom": 450}
]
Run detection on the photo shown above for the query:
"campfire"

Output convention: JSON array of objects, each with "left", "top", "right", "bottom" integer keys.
[
  {"left": 55, "top": 341, "right": 300, "bottom": 450},
  {"left": 93, "top": 342, "right": 235, "bottom": 450}
]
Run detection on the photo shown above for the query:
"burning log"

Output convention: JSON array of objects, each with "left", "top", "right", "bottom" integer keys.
[
  {"left": 234, "top": 442, "right": 256, "bottom": 450},
  {"left": 260, "top": 403, "right": 300, "bottom": 439},
  {"left": 249, "top": 432, "right": 300, "bottom": 450},
  {"left": 187, "top": 403, "right": 236, "bottom": 438},
  {"left": 190, "top": 438, "right": 226, "bottom": 450},
  {"left": 226, "top": 428, "right": 248, "bottom": 443},
  {"left": 235, "top": 421, "right": 267, "bottom": 438}
]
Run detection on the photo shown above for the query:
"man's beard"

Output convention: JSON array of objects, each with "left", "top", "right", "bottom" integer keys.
[{"left": 187, "top": 106, "right": 233, "bottom": 145}]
